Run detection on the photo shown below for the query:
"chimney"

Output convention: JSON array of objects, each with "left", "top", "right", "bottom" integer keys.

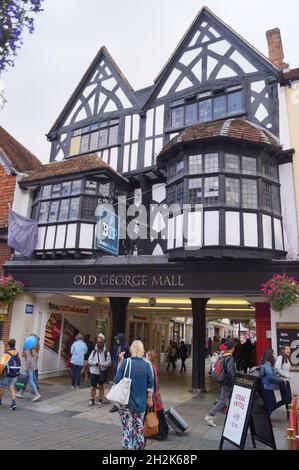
[{"left": 266, "top": 28, "right": 289, "bottom": 70}]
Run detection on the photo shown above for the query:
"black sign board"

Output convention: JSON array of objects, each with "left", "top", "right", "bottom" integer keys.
[
  {"left": 220, "top": 373, "right": 276, "bottom": 450},
  {"left": 276, "top": 322, "right": 299, "bottom": 371}
]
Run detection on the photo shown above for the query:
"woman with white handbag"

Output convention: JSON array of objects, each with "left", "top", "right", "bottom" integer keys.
[{"left": 107, "top": 340, "right": 153, "bottom": 450}]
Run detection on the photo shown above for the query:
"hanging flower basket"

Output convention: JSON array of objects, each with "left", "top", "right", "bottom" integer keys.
[
  {"left": 260, "top": 273, "right": 299, "bottom": 312},
  {"left": 0, "top": 276, "right": 24, "bottom": 306}
]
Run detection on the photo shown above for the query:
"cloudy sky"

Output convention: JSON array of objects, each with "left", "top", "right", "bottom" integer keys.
[{"left": 0, "top": 0, "right": 298, "bottom": 163}]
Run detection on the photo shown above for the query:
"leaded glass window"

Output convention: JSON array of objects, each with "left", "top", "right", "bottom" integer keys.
[
  {"left": 204, "top": 153, "right": 218, "bottom": 173},
  {"left": 226, "top": 178, "right": 240, "bottom": 207},
  {"left": 225, "top": 154, "right": 240, "bottom": 173},
  {"left": 189, "top": 178, "right": 202, "bottom": 204},
  {"left": 242, "top": 179, "right": 257, "bottom": 209},
  {"left": 204, "top": 177, "right": 219, "bottom": 206},
  {"left": 189, "top": 155, "right": 202, "bottom": 175}
]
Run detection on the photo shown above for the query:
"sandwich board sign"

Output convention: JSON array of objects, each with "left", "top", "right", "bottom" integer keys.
[
  {"left": 220, "top": 373, "right": 276, "bottom": 450},
  {"left": 95, "top": 204, "right": 119, "bottom": 256}
]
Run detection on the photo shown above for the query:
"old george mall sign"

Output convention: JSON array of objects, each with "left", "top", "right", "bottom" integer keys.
[{"left": 73, "top": 273, "right": 185, "bottom": 289}]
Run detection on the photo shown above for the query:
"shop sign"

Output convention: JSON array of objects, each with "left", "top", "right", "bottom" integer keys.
[
  {"left": 48, "top": 302, "right": 90, "bottom": 314},
  {"left": 25, "top": 304, "right": 34, "bottom": 315},
  {"left": 95, "top": 205, "right": 119, "bottom": 256},
  {"left": 73, "top": 273, "right": 184, "bottom": 289},
  {"left": 276, "top": 322, "right": 299, "bottom": 371},
  {"left": 222, "top": 384, "right": 252, "bottom": 445}
]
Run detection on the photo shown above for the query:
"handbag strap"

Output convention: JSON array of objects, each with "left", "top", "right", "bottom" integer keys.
[{"left": 123, "top": 358, "right": 132, "bottom": 379}]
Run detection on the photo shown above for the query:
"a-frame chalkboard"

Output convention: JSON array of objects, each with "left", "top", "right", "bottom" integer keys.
[{"left": 219, "top": 373, "right": 276, "bottom": 450}]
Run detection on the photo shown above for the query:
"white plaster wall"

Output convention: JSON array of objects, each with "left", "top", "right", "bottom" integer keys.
[
  {"left": 243, "top": 213, "right": 258, "bottom": 247},
  {"left": 271, "top": 305, "right": 299, "bottom": 394},
  {"left": 279, "top": 162, "right": 299, "bottom": 259},
  {"left": 9, "top": 293, "right": 37, "bottom": 353},
  {"left": 225, "top": 212, "right": 240, "bottom": 245},
  {"left": 12, "top": 175, "right": 33, "bottom": 218},
  {"left": 279, "top": 87, "right": 291, "bottom": 149},
  {"left": 186, "top": 211, "right": 202, "bottom": 248},
  {"left": 204, "top": 211, "right": 219, "bottom": 245}
]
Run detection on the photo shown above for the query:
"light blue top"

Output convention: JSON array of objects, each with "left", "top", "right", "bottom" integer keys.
[{"left": 70, "top": 340, "right": 88, "bottom": 366}]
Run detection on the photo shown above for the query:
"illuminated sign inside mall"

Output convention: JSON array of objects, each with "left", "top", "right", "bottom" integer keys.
[{"left": 73, "top": 274, "right": 185, "bottom": 288}]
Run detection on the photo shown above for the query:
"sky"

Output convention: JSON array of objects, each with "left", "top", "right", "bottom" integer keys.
[{"left": 0, "top": 0, "right": 298, "bottom": 163}]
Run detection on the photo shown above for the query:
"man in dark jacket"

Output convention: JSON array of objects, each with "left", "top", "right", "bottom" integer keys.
[
  {"left": 205, "top": 338, "right": 236, "bottom": 427},
  {"left": 110, "top": 333, "right": 130, "bottom": 413}
]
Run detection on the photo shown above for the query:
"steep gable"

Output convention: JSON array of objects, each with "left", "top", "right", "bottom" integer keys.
[
  {"left": 49, "top": 47, "right": 138, "bottom": 134},
  {"left": 145, "top": 7, "right": 278, "bottom": 107}
]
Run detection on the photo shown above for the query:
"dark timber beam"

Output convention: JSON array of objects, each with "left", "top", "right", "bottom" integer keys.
[{"left": 191, "top": 298, "right": 209, "bottom": 393}]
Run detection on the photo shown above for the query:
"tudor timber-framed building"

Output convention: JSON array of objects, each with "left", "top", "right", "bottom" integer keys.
[{"left": 4, "top": 7, "right": 299, "bottom": 389}]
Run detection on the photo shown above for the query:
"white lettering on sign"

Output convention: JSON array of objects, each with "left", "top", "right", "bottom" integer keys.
[{"left": 290, "top": 340, "right": 299, "bottom": 366}]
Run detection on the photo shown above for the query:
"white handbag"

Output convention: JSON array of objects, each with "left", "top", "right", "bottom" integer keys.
[{"left": 106, "top": 358, "right": 132, "bottom": 406}]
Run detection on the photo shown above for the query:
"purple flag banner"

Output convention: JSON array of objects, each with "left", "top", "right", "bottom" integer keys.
[{"left": 8, "top": 209, "right": 38, "bottom": 257}]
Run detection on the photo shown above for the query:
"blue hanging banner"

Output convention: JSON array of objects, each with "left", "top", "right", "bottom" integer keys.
[{"left": 95, "top": 205, "right": 119, "bottom": 256}]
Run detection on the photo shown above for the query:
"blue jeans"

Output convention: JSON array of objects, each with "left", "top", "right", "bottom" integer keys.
[
  {"left": 209, "top": 385, "right": 232, "bottom": 416},
  {"left": 263, "top": 388, "right": 285, "bottom": 415},
  {"left": 71, "top": 364, "right": 82, "bottom": 387},
  {"left": 27, "top": 369, "right": 39, "bottom": 395}
]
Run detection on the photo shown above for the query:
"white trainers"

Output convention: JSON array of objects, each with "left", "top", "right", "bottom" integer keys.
[
  {"left": 31, "top": 394, "right": 41, "bottom": 402},
  {"left": 16, "top": 392, "right": 23, "bottom": 399},
  {"left": 205, "top": 415, "right": 216, "bottom": 427}
]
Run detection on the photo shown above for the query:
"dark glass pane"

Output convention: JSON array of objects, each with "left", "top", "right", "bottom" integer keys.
[
  {"left": 73, "top": 128, "right": 82, "bottom": 136},
  {"left": 71, "top": 180, "right": 81, "bottom": 195},
  {"left": 271, "top": 164, "right": 279, "bottom": 181},
  {"left": 167, "top": 185, "right": 176, "bottom": 205},
  {"left": 228, "top": 91, "right": 242, "bottom": 114},
  {"left": 242, "top": 157, "right": 257, "bottom": 175},
  {"left": 262, "top": 160, "right": 271, "bottom": 178},
  {"left": 82, "top": 197, "right": 98, "bottom": 221},
  {"left": 59, "top": 199, "right": 70, "bottom": 221},
  {"left": 189, "top": 155, "right": 202, "bottom": 175},
  {"left": 242, "top": 179, "right": 257, "bottom": 209},
  {"left": 99, "top": 128, "right": 108, "bottom": 147},
  {"left": 99, "top": 183, "right": 110, "bottom": 197},
  {"left": 85, "top": 180, "right": 97, "bottom": 195},
  {"left": 52, "top": 184, "right": 61, "bottom": 197},
  {"left": 225, "top": 154, "right": 240, "bottom": 173},
  {"left": 262, "top": 182, "right": 271, "bottom": 211},
  {"left": 89, "top": 131, "right": 99, "bottom": 151},
  {"left": 61, "top": 182, "right": 71, "bottom": 197},
  {"left": 171, "top": 106, "right": 184, "bottom": 128},
  {"left": 226, "top": 178, "right": 240, "bottom": 207},
  {"left": 69, "top": 198, "right": 80, "bottom": 220},
  {"left": 39, "top": 201, "right": 50, "bottom": 222},
  {"left": 272, "top": 185, "right": 281, "bottom": 214},
  {"left": 176, "top": 182, "right": 184, "bottom": 205},
  {"left": 42, "top": 185, "right": 51, "bottom": 199},
  {"left": 204, "top": 153, "right": 218, "bottom": 173},
  {"left": 213, "top": 95, "right": 226, "bottom": 118},
  {"left": 189, "top": 178, "right": 202, "bottom": 203},
  {"left": 185, "top": 103, "right": 197, "bottom": 125},
  {"left": 48, "top": 201, "right": 59, "bottom": 222},
  {"left": 198, "top": 99, "right": 212, "bottom": 122},
  {"left": 109, "top": 125, "right": 118, "bottom": 145},
  {"left": 204, "top": 177, "right": 219, "bottom": 206}
]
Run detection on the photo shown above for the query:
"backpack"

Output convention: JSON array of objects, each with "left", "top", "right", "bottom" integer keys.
[
  {"left": 211, "top": 354, "right": 228, "bottom": 384},
  {"left": 4, "top": 352, "right": 21, "bottom": 378}
]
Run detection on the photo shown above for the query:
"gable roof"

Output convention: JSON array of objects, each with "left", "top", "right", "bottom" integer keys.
[
  {"left": 20, "top": 153, "right": 129, "bottom": 188},
  {"left": 143, "top": 6, "right": 279, "bottom": 109},
  {"left": 0, "top": 126, "right": 42, "bottom": 173},
  {"left": 48, "top": 46, "right": 138, "bottom": 135}
]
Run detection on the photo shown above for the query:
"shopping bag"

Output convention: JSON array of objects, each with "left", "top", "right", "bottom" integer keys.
[
  {"left": 106, "top": 359, "right": 132, "bottom": 406},
  {"left": 144, "top": 408, "right": 159, "bottom": 437}
]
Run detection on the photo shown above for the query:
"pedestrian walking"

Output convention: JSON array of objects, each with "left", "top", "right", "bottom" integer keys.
[
  {"left": 239, "top": 338, "right": 253, "bottom": 372},
  {"left": 208, "top": 337, "right": 212, "bottom": 355},
  {"left": 219, "top": 338, "right": 227, "bottom": 352},
  {"left": 275, "top": 346, "right": 292, "bottom": 418},
  {"left": 88, "top": 333, "right": 111, "bottom": 407},
  {"left": 70, "top": 333, "right": 88, "bottom": 389},
  {"left": 21, "top": 348, "right": 41, "bottom": 401},
  {"left": 114, "top": 340, "right": 153, "bottom": 450},
  {"left": 166, "top": 342, "right": 178, "bottom": 372},
  {"left": 205, "top": 338, "right": 236, "bottom": 427},
  {"left": 178, "top": 340, "right": 189, "bottom": 373},
  {"left": 110, "top": 333, "right": 130, "bottom": 412},
  {"left": 0, "top": 339, "right": 21, "bottom": 410},
  {"left": 260, "top": 348, "right": 285, "bottom": 416},
  {"left": 82, "top": 334, "right": 94, "bottom": 381},
  {"left": 146, "top": 350, "right": 168, "bottom": 440}
]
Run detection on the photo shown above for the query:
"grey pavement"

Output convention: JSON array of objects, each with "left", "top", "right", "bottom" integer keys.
[{"left": 0, "top": 360, "right": 287, "bottom": 450}]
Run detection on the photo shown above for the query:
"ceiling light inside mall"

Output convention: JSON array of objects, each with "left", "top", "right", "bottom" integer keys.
[
  {"left": 129, "top": 297, "right": 249, "bottom": 305},
  {"left": 68, "top": 295, "right": 97, "bottom": 302}
]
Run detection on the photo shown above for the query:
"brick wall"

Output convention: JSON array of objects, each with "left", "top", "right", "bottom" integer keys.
[{"left": 0, "top": 163, "right": 16, "bottom": 341}]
